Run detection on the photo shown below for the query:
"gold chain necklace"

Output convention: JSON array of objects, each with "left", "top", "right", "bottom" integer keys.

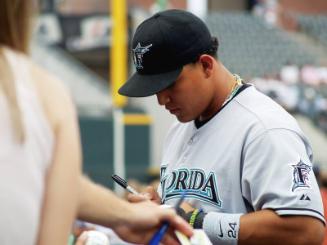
[{"left": 221, "top": 74, "right": 243, "bottom": 107}]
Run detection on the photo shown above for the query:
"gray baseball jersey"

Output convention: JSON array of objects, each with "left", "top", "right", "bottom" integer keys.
[{"left": 158, "top": 84, "right": 325, "bottom": 224}]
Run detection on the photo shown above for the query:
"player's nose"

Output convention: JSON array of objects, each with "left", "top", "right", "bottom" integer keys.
[{"left": 156, "top": 89, "right": 171, "bottom": 106}]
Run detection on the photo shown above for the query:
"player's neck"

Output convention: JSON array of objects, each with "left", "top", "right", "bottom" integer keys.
[{"left": 197, "top": 68, "right": 236, "bottom": 122}]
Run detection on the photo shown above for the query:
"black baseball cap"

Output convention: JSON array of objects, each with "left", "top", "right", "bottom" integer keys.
[{"left": 118, "top": 9, "right": 213, "bottom": 97}]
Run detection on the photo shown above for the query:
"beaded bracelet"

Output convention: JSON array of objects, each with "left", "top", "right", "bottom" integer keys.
[{"left": 189, "top": 209, "right": 201, "bottom": 227}]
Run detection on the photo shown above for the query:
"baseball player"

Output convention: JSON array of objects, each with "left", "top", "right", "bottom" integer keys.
[{"left": 119, "top": 9, "right": 325, "bottom": 245}]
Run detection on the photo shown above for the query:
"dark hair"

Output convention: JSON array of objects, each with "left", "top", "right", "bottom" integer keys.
[
  {"left": 0, "top": 0, "right": 33, "bottom": 53},
  {"left": 207, "top": 36, "right": 219, "bottom": 58},
  {"left": 0, "top": 0, "right": 32, "bottom": 143},
  {"left": 191, "top": 36, "right": 219, "bottom": 63}
]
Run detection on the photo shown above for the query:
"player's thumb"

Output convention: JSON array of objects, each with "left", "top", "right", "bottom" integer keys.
[{"left": 144, "top": 186, "right": 161, "bottom": 203}]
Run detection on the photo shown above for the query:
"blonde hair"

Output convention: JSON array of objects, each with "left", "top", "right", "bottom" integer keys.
[{"left": 0, "top": 0, "right": 33, "bottom": 143}]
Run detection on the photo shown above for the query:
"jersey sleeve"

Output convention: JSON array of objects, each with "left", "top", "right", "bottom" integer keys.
[{"left": 242, "top": 128, "right": 325, "bottom": 224}]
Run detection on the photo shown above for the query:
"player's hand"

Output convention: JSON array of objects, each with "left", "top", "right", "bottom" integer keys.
[
  {"left": 180, "top": 201, "right": 196, "bottom": 213},
  {"left": 113, "top": 201, "right": 193, "bottom": 245},
  {"left": 127, "top": 185, "right": 161, "bottom": 204}
]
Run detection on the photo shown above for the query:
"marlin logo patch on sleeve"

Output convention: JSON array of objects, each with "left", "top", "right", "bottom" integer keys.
[
  {"left": 291, "top": 160, "right": 312, "bottom": 192},
  {"left": 160, "top": 167, "right": 222, "bottom": 207}
]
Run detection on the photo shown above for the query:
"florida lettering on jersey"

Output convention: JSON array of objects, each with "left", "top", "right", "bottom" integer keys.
[{"left": 160, "top": 166, "right": 222, "bottom": 207}]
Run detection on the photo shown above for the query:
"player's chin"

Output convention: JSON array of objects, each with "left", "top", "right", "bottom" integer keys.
[{"left": 175, "top": 114, "right": 194, "bottom": 123}]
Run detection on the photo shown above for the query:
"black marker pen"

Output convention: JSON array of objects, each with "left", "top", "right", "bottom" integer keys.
[{"left": 112, "top": 174, "right": 139, "bottom": 195}]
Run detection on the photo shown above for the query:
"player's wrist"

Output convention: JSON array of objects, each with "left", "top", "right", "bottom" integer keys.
[
  {"left": 193, "top": 210, "right": 206, "bottom": 229},
  {"left": 178, "top": 208, "right": 207, "bottom": 229},
  {"left": 203, "top": 212, "right": 243, "bottom": 245}
]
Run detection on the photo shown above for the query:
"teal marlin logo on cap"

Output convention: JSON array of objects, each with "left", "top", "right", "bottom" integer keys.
[{"left": 132, "top": 43, "right": 153, "bottom": 69}]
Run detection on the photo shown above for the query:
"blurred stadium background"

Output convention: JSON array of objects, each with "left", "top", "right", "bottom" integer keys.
[{"left": 32, "top": 0, "right": 327, "bottom": 190}]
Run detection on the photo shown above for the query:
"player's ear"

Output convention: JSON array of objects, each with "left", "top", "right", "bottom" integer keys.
[{"left": 198, "top": 54, "right": 214, "bottom": 78}]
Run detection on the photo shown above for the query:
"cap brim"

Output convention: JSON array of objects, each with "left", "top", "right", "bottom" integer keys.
[{"left": 118, "top": 67, "right": 182, "bottom": 97}]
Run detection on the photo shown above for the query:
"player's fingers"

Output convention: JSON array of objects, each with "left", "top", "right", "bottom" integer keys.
[
  {"left": 180, "top": 201, "right": 195, "bottom": 213},
  {"left": 144, "top": 186, "right": 156, "bottom": 195},
  {"left": 144, "top": 186, "right": 161, "bottom": 203}
]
